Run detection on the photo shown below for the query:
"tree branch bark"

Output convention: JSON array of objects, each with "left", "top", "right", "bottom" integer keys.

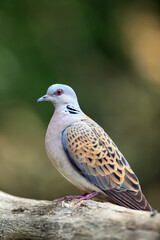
[{"left": 0, "top": 191, "right": 159, "bottom": 240}]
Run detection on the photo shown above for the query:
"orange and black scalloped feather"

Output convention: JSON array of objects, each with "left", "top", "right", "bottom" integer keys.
[{"left": 62, "top": 119, "right": 153, "bottom": 211}]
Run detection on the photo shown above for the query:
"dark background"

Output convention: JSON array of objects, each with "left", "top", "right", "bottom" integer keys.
[{"left": 0, "top": 0, "right": 160, "bottom": 210}]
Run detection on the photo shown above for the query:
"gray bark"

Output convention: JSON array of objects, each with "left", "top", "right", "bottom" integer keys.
[{"left": 0, "top": 191, "right": 159, "bottom": 240}]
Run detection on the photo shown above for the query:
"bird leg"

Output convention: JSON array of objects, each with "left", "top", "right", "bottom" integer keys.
[
  {"left": 74, "top": 191, "right": 99, "bottom": 203},
  {"left": 53, "top": 191, "right": 99, "bottom": 203}
]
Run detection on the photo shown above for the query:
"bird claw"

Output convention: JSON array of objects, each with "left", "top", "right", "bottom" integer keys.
[
  {"left": 53, "top": 194, "right": 85, "bottom": 203},
  {"left": 53, "top": 192, "right": 99, "bottom": 204},
  {"left": 53, "top": 196, "right": 68, "bottom": 203}
]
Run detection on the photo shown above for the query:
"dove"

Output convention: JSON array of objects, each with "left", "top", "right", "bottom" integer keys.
[{"left": 37, "top": 84, "right": 153, "bottom": 211}]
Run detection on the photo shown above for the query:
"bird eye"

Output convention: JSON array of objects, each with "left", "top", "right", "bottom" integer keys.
[{"left": 55, "top": 89, "right": 63, "bottom": 96}]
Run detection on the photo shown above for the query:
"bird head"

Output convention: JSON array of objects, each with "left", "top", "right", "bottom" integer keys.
[{"left": 37, "top": 84, "right": 80, "bottom": 108}]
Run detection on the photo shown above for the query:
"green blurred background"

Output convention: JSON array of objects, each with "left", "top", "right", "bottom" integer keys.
[{"left": 0, "top": 0, "right": 160, "bottom": 210}]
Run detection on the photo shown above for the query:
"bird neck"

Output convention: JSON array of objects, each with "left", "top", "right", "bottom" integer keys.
[
  {"left": 65, "top": 104, "right": 81, "bottom": 115},
  {"left": 49, "top": 104, "right": 84, "bottom": 133},
  {"left": 53, "top": 103, "right": 82, "bottom": 118}
]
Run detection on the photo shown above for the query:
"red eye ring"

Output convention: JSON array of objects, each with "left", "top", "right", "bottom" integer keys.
[{"left": 55, "top": 89, "right": 63, "bottom": 96}]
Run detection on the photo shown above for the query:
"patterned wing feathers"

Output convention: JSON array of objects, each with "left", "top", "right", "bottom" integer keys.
[{"left": 62, "top": 120, "right": 152, "bottom": 211}]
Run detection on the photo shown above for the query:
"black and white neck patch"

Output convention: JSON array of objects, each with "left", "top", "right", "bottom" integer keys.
[{"left": 65, "top": 105, "right": 81, "bottom": 114}]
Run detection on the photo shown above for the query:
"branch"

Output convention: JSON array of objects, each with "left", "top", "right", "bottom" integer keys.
[{"left": 0, "top": 191, "right": 159, "bottom": 240}]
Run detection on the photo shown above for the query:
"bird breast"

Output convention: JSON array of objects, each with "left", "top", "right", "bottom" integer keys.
[{"left": 45, "top": 112, "right": 103, "bottom": 193}]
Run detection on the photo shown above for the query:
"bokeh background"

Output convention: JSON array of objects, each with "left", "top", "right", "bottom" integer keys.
[{"left": 0, "top": 0, "right": 160, "bottom": 210}]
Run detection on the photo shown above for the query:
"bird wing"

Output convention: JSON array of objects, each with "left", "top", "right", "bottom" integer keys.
[{"left": 62, "top": 119, "right": 152, "bottom": 211}]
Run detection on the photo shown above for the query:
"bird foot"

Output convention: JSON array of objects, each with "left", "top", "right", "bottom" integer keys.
[
  {"left": 74, "top": 191, "right": 99, "bottom": 203},
  {"left": 53, "top": 191, "right": 99, "bottom": 203}
]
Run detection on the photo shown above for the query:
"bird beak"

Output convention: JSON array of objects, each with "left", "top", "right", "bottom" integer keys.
[{"left": 37, "top": 94, "right": 50, "bottom": 103}]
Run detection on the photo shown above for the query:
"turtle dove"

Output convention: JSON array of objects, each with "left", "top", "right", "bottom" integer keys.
[{"left": 37, "top": 84, "right": 153, "bottom": 211}]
